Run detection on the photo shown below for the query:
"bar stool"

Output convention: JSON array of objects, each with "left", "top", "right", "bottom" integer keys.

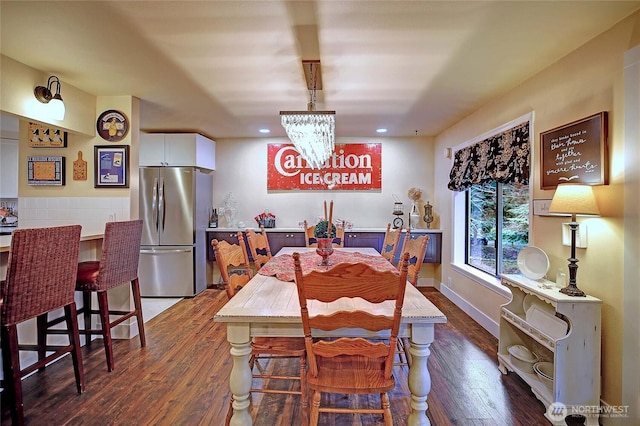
[
  {"left": 43, "top": 220, "right": 146, "bottom": 372},
  {"left": 79, "top": 219, "right": 145, "bottom": 371},
  {"left": 1, "top": 225, "right": 84, "bottom": 425}
]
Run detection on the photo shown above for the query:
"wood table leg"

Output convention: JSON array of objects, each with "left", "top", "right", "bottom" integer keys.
[
  {"left": 407, "top": 323, "right": 435, "bottom": 426},
  {"left": 227, "top": 323, "right": 253, "bottom": 426}
]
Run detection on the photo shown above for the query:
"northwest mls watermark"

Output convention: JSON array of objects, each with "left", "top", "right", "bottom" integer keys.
[{"left": 547, "top": 402, "right": 630, "bottom": 421}]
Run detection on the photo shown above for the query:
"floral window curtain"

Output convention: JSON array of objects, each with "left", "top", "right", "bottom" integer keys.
[{"left": 448, "top": 121, "right": 530, "bottom": 191}]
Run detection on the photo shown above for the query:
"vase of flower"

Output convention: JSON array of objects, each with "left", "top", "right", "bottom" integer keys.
[
  {"left": 314, "top": 219, "right": 336, "bottom": 266},
  {"left": 316, "top": 238, "right": 334, "bottom": 266}
]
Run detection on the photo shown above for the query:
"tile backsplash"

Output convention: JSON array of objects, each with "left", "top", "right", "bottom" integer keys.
[{"left": 18, "top": 197, "right": 130, "bottom": 234}]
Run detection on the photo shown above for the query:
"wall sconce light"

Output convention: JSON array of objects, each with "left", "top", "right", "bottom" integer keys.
[
  {"left": 34, "top": 75, "right": 65, "bottom": 120},
  {"left": 548, "top": 183, "right": 600, "bottom": 297}
]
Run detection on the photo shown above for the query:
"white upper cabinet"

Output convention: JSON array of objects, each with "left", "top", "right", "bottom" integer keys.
[
  {"left": 0, "top": 138, "right": 19, "bottom": 198},
  {"left": 140, "top": 133, "right": 215, "bottom": 170}
]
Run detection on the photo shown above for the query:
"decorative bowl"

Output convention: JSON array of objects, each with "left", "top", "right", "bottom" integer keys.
[{"left": 507, "top": 344, "right": 538, "bottom": 373}]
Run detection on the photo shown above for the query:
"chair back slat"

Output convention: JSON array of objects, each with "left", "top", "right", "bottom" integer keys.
[
  {"left": 381, "top": 223, "right": 402, "bottom": 262},
  {"left": 2, "top": 225, "right": 82, "bottom": 325},
  {"left": 212, "top": 237, "right": 252, "bottom": 299},
  {"left": 97, "top": 220, "right": 143, "bottom": 291},
  {"left": 294, "top": 252, "right": 409, "bottom": 380},
  {"left": 245, "top": 226, "right": 272, "bottom": 269},
  {"left": 398, "top": 230, "right": 429, "bottom": 286}
]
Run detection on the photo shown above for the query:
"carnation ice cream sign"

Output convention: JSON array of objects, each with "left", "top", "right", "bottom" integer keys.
[{"left": 267, "top": 143, "right": 382, "bottom": 190}]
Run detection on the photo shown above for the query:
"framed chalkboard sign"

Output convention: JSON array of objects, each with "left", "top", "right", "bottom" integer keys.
[{"left": 540, "top": 112, "right": 608, "bottom": 189}]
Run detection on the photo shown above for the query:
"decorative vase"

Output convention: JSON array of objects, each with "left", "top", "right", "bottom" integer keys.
[
  {"left": 316, "top": 238, "right": 334, "bottom": 266},
  {"left": 409, "top": 202, "right": 421, "bottom": 229}
]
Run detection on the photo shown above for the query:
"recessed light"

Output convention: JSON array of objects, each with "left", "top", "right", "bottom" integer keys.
[
  {"left": 376, "top": 128, "right": 387, "bottom": 133},
  {"left": 259, "top": 128, "right": 270, "bottom": 134}
]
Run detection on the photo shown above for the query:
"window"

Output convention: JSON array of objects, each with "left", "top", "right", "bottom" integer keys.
[
  {"left": 449, "top": 113, "right": 533, "bottom": 284},
  {"left": 467, "top": 181, "right": 529, "bottom": 276}
]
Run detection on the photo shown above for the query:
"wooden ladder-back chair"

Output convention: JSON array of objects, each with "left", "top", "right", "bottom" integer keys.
[
  {"left": 395, "top": 230, "right": 430, "bottom": 367},
  {"left": 213, "top": 235, "right": 308, "bottom": 426},
  {"left": 212, "top": 237, "right": 253, "bottom": 299},
  {"left": 381, "top": 223, "right": 402, "bottom": 263},
  {"left": 1, "top": 225, "right": 84, "bottom": 425},
  {"left": 303, "top": 220, "right": 344, "bottom": 248},
  {"left": 398, "top": 230, "right": 430, "bottom": 287},
  {"left": 293, "top": 251, "right": 410, "bottom": 425},
  {"left": 245, "top": 225, "right": 273, "bottom": 270},
  {"left": 42, "top": 220, "right": 146, "bottom": 373}
]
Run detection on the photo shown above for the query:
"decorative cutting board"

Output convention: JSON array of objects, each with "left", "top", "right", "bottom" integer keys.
[{"left": 73, "top": 151, "right": 87, "bottom": 180}]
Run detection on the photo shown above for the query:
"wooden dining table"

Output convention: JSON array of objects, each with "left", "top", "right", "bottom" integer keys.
[{"left": 214, "top": 247, "right": 447, "bottom": 426}]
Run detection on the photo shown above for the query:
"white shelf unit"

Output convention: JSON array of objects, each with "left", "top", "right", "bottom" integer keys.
[{"left": 498, "top": 274, "right": 602, "bottom": 425}]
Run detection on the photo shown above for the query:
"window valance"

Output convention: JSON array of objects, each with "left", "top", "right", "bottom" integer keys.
[{"left": 448, "top": 121, "right": 530, "bottom": 192}]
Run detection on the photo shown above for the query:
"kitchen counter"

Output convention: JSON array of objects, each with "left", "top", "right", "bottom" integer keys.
[
  {"left": 0, "top": 232, "right": 104, "bottom": 253},
  {"left": 207, "top": 227, "right": 443, "bottom": 264}
]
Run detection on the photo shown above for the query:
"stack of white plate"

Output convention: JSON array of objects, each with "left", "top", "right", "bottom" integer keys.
[{"left": 523, "top": 295, "right": 568, "bottom": 339}]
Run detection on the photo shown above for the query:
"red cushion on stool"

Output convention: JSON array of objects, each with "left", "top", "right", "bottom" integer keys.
[{"left": 76, "top": 261, "right": 101, "bottom": 291}]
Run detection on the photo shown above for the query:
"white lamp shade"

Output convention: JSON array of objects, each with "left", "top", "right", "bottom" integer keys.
[
  {"left": 49, "top": 97, "right": 65, "bottom": 120},
  {"left": 548, "top": 183, "right": 600, "bottom": 216}
]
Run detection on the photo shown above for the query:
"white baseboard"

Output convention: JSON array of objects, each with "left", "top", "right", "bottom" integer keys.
[
  {"left": 439, "top": 281, "right": 500, "bottom": 338},
  {"left": 416, "top": 277, "right": 436, "bottom": 287}
]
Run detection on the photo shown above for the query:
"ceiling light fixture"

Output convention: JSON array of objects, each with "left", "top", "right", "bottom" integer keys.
[
  {"left": 34, "top": 75, "right": 65, "bottom": 120},
  {"left": 280, "top": 60, "right": 335, "bottom": 169}
]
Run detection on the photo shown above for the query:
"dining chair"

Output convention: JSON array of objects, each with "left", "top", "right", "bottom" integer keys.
[
  {"left": 245, "top": 225, "right": 273, "bottom": 270},
  {"left": 212, "top": 236, "right": 308, "bottom": 425},
  {"left": 1, "top": 225, "right": 84, "bottom": 425},
  {"left": 303, "top": 220, "right": 344, "bottom": 248},
  {"left": 381, "top": 223, "right": 402, "bottom": 263},
  {"left": 41, "top": 220, "right": 146, "bottom": 372},
  {"left": 395, "top": 230, "right": 430, "bottom": 367},
  {"left": 293, "top": 251, "right": 410, "bottom": 425}
]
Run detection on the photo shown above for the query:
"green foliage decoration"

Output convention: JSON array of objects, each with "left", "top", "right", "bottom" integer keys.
[{"left": 313, "top": 220, "right": 336, "bottom": 239}]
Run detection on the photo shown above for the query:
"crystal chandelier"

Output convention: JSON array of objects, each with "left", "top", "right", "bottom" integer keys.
[{"left": 280, "top": 60, "right": 335, "bottom": 169}]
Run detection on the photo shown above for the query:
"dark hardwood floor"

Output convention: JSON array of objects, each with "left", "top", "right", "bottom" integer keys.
[{"left": 1, "top": 288, "right": 552, "bottom": 425}]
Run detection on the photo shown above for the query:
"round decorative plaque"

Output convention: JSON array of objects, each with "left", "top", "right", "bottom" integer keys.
[{"left": 96, "top": 110, "right": 129, "bottom": 142}]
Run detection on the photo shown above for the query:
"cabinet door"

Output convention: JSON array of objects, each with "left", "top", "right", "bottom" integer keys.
[
  {"left": 165, "top": 134, "right": 197, "bottom": 166},
  {"left": 344, "top": 232, "right": 384, "bottom": 251},
  {"left": 139, "top": 133, "right": 166, "bottom": 166},
  {"left": 268, "top": 232, "right": 305, "bottom": 255},
  {"left": 0, "top": 138, "right": 18, "bottom": 197},
  {"left": 424, "top": 233, "right": 442, "bottom": 263}
]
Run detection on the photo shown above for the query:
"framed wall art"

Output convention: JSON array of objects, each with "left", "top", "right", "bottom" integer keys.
[
  {"left": 540, "top": 111, "right": 608, "bottom": 189},
  {"left": 28, "top": 122, "right": 67, "bottom": 147},
  {"left": 94, "top": 145, "right": 129, "bottom": 188},
  {"left": 27, "top": 156, "right": 65, "bottom": 186},
  {"left": 96, "top": 110, "right": 129, "bottom": 142}
]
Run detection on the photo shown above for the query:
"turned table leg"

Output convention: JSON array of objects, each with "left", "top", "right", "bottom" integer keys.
[
  {"left": 227, "top": 324, "right": 252, "bottom": 426},
  {"left": 407, "top": 323, "right": 435, "bottom": 426}
]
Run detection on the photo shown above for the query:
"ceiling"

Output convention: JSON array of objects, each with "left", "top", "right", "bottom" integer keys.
[{"left": 2, "top": 1, "right": 639, "bottom": 140}]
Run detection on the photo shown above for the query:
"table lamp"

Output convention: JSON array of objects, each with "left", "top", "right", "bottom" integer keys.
[{"left": 548, "top": 183, "right": 600, "bottom": 297}]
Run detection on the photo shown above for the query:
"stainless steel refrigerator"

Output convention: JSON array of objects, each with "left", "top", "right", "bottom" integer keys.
[{"left": 138, "top": 167, "right": 212, "bottom": 297}]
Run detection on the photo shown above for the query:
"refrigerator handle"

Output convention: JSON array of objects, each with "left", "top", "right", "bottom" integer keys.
[
  {"left": 159, "top": 176, "right": 165, "bottom": 232},
  {"left": 152, "top": 177, "right": 159, "bottom": 231}
]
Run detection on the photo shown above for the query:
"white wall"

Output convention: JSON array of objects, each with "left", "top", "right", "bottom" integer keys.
[{"left": 212, "top": 136, "right": 435, "bottom": 229}]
